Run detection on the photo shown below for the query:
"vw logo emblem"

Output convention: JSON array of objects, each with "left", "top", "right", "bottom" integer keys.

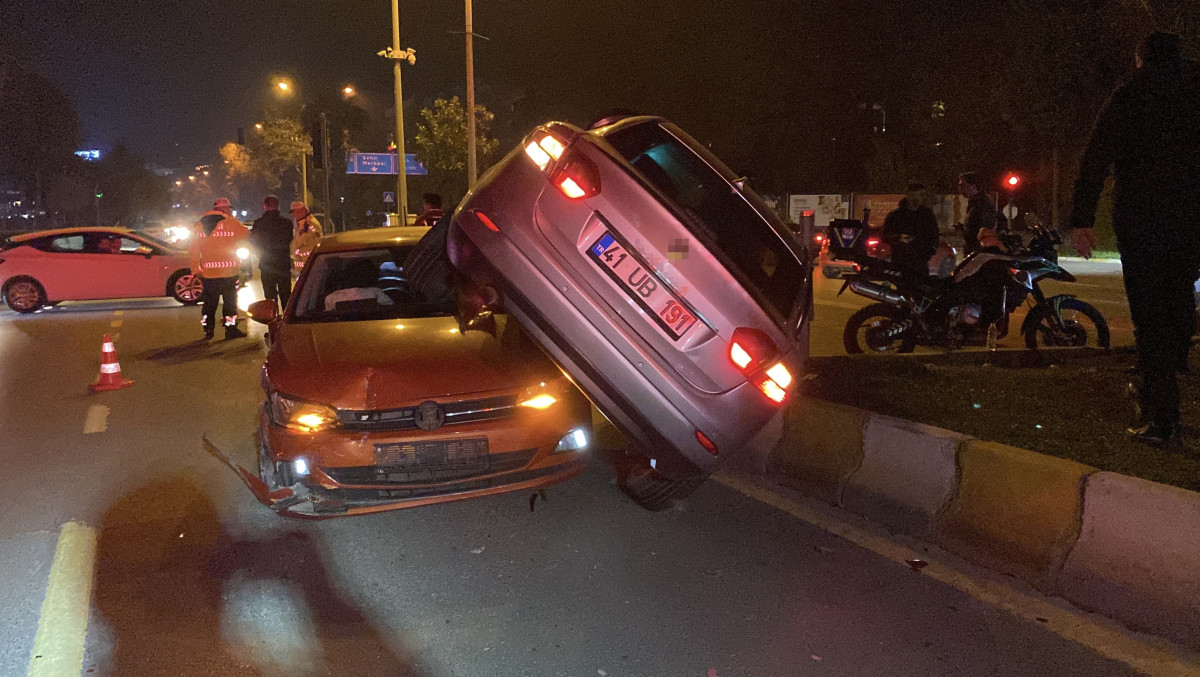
[{"left": 414, "top": 401, "right": 446, "bottom": 431}]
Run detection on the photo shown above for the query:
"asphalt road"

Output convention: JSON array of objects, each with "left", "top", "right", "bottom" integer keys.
[{"left": 0, "top": 265, "right": 1179, "bottom": 677}]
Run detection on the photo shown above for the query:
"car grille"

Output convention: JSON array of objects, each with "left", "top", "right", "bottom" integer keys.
[
  {"left": 336, "top": 394, "right": 518, "bottom": 432},
  {"left": 323, "top": 447, "right": 538, "bottom": 486}
]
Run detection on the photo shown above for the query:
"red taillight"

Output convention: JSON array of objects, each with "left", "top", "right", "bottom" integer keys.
[
  {"left": 550, "top": 151, "right": 601, "bottom": 200},
  {"left": 473, "top": 210, "right": 500, "bottom": 232},
  {"left": 867, "top": 237, "right": 880, "bottom": 247},
  {"left": 696, "top": 430, "right": 719, "bottom": 456},
  {"left": 729, "top": 327, "right": 792, "bottom": 405}
]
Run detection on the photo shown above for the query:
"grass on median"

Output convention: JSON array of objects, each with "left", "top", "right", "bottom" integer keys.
[{"left": 802, "top": 348, "right": 1200, "bottom": 493}]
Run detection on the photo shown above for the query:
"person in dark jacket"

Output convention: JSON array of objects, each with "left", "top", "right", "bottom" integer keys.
[
  {"left": 249, "top": 195, "right": 294, "bottom": 311},
  {"left": 957, "top": 172, "right": 998, "bottom": 255},
  {"left": 412, "top": 193, "right": 445, "bottom": 229},
  {"left": 1070, "top": 32, "right": 1200, "bottom": 445},
  {"left": 881, "top": 182, "right": 940, "bottom": 279}
]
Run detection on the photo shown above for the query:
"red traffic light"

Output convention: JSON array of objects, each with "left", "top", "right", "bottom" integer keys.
[{"left": 1004, "top": 173, "right": 1021, "bottom": 189}]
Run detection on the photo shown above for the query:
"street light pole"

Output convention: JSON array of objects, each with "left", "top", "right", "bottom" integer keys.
[
  {"left": 299, "top": 151, "right": 308, "bottom": 207},
  {"left": 390, "top": 0, "right": 409, "bottom": 221},
  {"left": 465, "top": 0, "right": 477, "bottom": 188},
  {"left": 320, "top": 112, "right": 332, "bottom": 232}
]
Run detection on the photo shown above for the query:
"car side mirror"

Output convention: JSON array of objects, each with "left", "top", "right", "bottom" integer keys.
[
  {"left": 247, "top": 299, "right": 278, "bottom": 324},
  {"left": 135, "top": 245, "right": 153, "bottom": 258}
]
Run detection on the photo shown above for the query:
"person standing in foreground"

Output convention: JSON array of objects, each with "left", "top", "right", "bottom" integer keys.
[
  {"left": 881, "top": 182, "right": 940, "bottom": 279},
  {"left": 412, "top": 193, "right": 445, "bottom": 229},
  {"left": 1069, "top": 32, "right": 1200, "bottom": 445},
  {"left": 249, "top": 195, "right": 294, "bottom": 311},
  {"left": 290, "top": 201, "right": 323, "bottom": 271},
  {"left": 957, "top": 172, "right": 998, "bottom": 255},
  {"left": 190, "top": 198, "right": 250, "bottom": 340}
]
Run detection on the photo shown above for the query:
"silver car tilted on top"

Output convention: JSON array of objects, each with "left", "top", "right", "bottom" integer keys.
[{"left": 448, "top": 115, "right": 813, "bottom": 510}]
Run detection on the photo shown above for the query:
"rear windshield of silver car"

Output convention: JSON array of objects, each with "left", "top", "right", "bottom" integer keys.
[{"left": 605, "top": 122, "right": 805, "bottom": 324}]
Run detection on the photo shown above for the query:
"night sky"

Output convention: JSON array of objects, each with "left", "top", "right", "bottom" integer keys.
[{"left": 6, "top": 0, "right": 983, "bottom": 181}]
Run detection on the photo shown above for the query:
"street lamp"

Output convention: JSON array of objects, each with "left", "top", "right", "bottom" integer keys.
[
  {"left": 379, "top": 3, "right": 417, "bottom": 221},
  {"left": 342, "top": 85, "right": 356, "bottom": 98}
]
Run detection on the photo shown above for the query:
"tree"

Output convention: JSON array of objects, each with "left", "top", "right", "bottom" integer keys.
[
  {"left": 219, "top": 117, "right": 310, "bottom": 205},
  {"left": 93, "top": 145, "right": 170, "bottom": 226},
  {"left": 414, "top": 97, "right": 500, "bottom": 173}
]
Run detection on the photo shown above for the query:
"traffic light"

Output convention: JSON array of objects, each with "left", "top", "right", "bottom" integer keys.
[{"left": 1004, "top": 173, "right": 1021, "bottom": 190}]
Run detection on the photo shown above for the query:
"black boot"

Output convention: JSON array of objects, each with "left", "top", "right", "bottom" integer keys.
[
  {"left": 1127, "top": 421, "right": 1181, "bottom": 446},
  {"left": 224, "top": 326, "right": 247, "bottom": 340}
]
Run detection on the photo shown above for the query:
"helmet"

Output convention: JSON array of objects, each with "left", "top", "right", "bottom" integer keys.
[
  {"left": 214, "top": 197, "right": 232, "bottom": 211},
  {"left": 290, "top": 201, "right": 308, "bottom": 214}
]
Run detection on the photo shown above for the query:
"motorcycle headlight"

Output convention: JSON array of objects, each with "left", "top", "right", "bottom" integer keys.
[{"left": 270, "top": 392, "right": 340, "bottom": 432}]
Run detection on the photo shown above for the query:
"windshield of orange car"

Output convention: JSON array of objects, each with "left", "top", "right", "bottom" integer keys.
[{"left": 290, "top": 247, "right": 456, "bottom": 323}]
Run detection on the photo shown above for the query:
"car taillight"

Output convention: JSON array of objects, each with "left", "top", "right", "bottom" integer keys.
[
  {"left": 550, "top": 150, "right": 601, "bottom": 199},
  {"left": 524, "top": 132, "right": 565, "bottom": 171},
  {"left": 729, "top": 327, "right": 792, "bottom": 405},
  {"left": 867, "top": 237, "right": 880, "bottom": 248},
  {"left": 473, "top": 210, "right": 500, "bottom": 232},
  {"left": 695, "top": 430, "right": 719, "bottom": 456}
]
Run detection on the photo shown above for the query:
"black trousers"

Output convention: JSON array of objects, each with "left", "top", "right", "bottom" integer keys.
[
  {"left": 201, "top": 277, "right": 238, "bottom": 335},
  {"left": 260, "top": 270, "right": 292, "bottom": 310},
  {"left": 1122, "top": 255, "right": 1196, "bottom": 425}
]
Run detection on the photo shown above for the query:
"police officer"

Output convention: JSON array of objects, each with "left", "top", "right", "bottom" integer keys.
[
  {"left": 1070, "top": 32, "right": 1200, "bottom": 445},
  {"left": 190, "top": 198, "right": 250, "bottom": 340},
  {"left": 249, "top": 195, "right": 294, "bottom": 311}
]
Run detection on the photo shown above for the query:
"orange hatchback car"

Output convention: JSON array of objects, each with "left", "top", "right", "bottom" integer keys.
[{"left": 241, "top": 227, "right": 591, "bottom": 518}]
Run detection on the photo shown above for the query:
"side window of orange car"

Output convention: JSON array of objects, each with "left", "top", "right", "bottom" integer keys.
[{"left": 49, "top": 236, "right": 86, "bottom": 253}]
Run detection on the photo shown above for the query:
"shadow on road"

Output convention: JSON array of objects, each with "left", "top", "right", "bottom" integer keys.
[
  {"left": 139, "top": 339, "right": 263, "bottom": 365},
  {"left": 93, "top": 475, "right": 426, "bottom": 676}
]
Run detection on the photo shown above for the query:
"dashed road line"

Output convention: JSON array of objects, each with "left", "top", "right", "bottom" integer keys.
[
  {"left": 27, "top": 522, "right": 98, "bottom": 677},
  {"left": 82, "top": 405, "right": 108, "bottom": 434},
  {"left": 713, "top": 472, "right": 1200, "bottom": 676},
  {"left": 112, "top": 310, "right": 123, "bottom": 316}
]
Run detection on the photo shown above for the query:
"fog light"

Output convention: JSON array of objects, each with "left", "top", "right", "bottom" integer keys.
[
  {"left": 555, "top": 428, "right": 588, "bottom": 452},
  {"left": 293, "top": 458, "right": 310, "bottom": 476}
]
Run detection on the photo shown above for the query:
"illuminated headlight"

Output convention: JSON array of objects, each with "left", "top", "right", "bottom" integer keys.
[
  {"left": 236, "top": 246, "right": 250, "bottom": 260},
  {"left": 555, "top": 428, "right": 589, "bottom": 452},
  {"left": 518, "top": 382, "right": 559, "bottom": 410},
  {"left": 292, "top": 458, "right": 310, "bottom": 476},
  {"left": 270, "top": 392, "right": 340, "bottom": 432}
]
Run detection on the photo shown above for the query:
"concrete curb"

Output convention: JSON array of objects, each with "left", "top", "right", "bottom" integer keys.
[
  {"left": 1059, "top": 472, "right": 1200, "bottom": 648},
  {"left": 764, "top": 398, "right": 1200, "bottom": 650}
]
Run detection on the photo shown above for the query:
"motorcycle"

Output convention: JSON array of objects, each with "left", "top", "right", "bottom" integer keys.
[{"left": 834, "top": 220, "right": 1110, "bottom": 353}]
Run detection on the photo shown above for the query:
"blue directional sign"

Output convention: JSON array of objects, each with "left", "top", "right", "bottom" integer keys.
[{"left": 347, "top": 153, "right": 429, "bottom": 176}]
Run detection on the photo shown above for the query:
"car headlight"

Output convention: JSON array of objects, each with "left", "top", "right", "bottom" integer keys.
[
  {"left": 270, "top": 392, "right": 340, "bottom": 432},
  {"left": 236, "top": 246, "right": 250, "bottom": 260},
  {"left": 518, "top": 382, "right": 559, "bottom": 409}
]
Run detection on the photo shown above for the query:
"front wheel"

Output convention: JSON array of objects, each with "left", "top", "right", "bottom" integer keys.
[
  {"left": 1023, "top": 297, "right": 1110, "bottom": 349},
  {"left": 844, "top": 303, "right": 915, "bottom": 354},
  {"left": 3, "top": 277, "right": 46, "bottom": 313},
  {"left": 169, "top": 270, "right": 203, "bottom": 305},
  {"left": 617, "top": 451, "right": 705, "bottom": 512}
]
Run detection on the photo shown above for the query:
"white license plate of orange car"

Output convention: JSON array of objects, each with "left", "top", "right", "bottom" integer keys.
[
  {"left": 587, "top": 232, "right": 699, "bottom": 341},
  {"left": 375, "top": 437, "right": 488, "bottom": 468}
]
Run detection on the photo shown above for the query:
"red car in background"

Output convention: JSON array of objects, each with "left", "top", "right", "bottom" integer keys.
[{"left": 0, "top": 227, "right": 202, "bottom": 313}]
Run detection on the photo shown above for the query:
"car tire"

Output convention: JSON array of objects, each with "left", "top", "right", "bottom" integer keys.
[
  {"left": 618, "top": 451, "right": 706, "bottom": 512},
  {"left": 168, "top": 270, "right": 203, "bottom": 305},
  {"left": 3, "top": 276, "right": 47, "bottom": 313}
]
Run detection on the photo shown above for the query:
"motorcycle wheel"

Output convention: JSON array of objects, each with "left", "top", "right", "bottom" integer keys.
[
  {"left": 844, "top": 303, "right": 916, "bottom": 354},
  {"left": 1023, "top": 298, "right": 1110, "bottom": 349}
]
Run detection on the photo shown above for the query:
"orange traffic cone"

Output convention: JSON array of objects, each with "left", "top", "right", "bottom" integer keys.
[{"left": 89, "top": 334, "right": 134, "bottom": 392}]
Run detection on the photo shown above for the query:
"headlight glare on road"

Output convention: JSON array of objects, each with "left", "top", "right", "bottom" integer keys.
[{"left": 270, "top": 392, "right": 339, "bottom": 432}]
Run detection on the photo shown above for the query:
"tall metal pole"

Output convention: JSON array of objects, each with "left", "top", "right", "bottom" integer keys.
[
  {"left": 465, "top": 0, "right": 478, "bottom": 188},
  {"left": 299, "top": 151, "right": 308, "bottom": 207},
  {"left": 320, "top": 112, "right": 332, "bottom": 232},
  {"left": 391, "top": 0, "right": 409, "bottom": 221}
]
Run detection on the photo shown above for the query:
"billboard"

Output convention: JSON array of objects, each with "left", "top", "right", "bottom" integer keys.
[{"left": 787, "top": 195, "right": 850, "bottom": 227}]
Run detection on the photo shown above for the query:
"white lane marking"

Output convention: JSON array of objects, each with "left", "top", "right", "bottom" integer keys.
[
  {"left": 82, "top": 405, "right": 108, "bottom": 434},
  {"left": 109, "top": 319, "right": 122, "bottom": 328},
  {"left": 27, "top": 522, "right": 98, "bottom": 677},
  {"left": 713, "top": 472, "right": 1200, "bottom": 676}
]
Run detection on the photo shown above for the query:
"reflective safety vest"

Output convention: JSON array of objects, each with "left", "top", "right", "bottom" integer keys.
[{"left": 189, "top": 210, "right": 249, "bottom": 279}]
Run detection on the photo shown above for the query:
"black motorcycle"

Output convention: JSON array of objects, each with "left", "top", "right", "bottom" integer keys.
[{"left": 833, "top": 220, "right": 1110, "bottom": 353}]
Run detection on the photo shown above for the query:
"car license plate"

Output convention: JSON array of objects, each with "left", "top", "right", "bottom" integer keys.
[
  {"left": 588, "top": 232, "right": 699, "bottom": 341},
  {"left": 375, "top": 437, "right": 488, "bottom": 468}
]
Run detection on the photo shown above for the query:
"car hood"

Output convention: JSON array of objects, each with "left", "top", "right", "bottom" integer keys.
[{"left": 267, "top": 315, "right": 559, "bottom": 410}]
